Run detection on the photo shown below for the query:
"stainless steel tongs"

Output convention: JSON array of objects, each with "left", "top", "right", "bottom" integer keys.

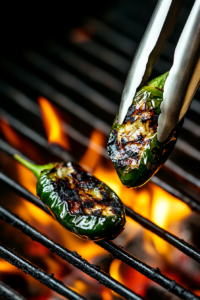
[{"left": 118, "top": 0, "right": 200, "bottom": 142}]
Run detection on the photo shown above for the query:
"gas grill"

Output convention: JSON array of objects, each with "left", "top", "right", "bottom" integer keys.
[{"left": 0, "top": 0, "right": 200, "bottom": 299}]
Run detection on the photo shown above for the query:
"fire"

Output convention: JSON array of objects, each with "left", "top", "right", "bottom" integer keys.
[
  {"left": 39, "top": 97, "right": 70, "bottom": 150},
  {"left": 109, "top": 259, "right": 123, "bottom": 283},
  {"left": 0, "top": 260, "right": 17, "bottom": 273},
  {"left": 80, "top": 130, "right": 105, "bottom": 171},
  {"left": 0, "top": 118, "right": 41, "bottom": 163},
  {"left": 101, "top": 288, "right": 113, "bottom": 300},
  {"left": 14, "top": 161, "right": 52, "bottom": 226},
  {"left": 150, "top": 182, "right": 191, "bottom": 256},
  {"left": 0, "top": 118, "right": 21, "bottom": 149}
]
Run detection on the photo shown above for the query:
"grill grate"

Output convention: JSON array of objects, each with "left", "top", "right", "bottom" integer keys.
[
  {"left": 0, "top": 169, "right": 199, "bottom": 300},
  {"left": 1, "top": 143, "right": 200, "bottom": 300},
  {"left": 0, "top": 0, "right": 200, "bottom": 299},
  {"left": 0, "top": 243, "right": 88, "bottom": 300}
]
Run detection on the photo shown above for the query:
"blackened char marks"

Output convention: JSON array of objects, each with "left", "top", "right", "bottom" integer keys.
[
  {"left": 68, "top": 200, "right": 82, "bottom": 214},
  {"left": 71, "top": 165, "right": 99, "bottom": 189},
  {"left": 92, "top": 210, "right": 101, "bottom": 216},
  {"left": 52, "top": 178, "right": 82, "bottom": 215},
  {"left": 49, "top": 164, "right": 122, "bottom": 217},
  {"left": 124, "top": 105, "right": 136, "bottom": 124},
  {"left": 107, "top": 102, "right": 160, "bottom": 170},
  {"left": 125, "top": 146, "right": 139, "bottom": 158},
  {"left": 107, "top": 122, "right": 140, "bottom": 169},
  {"left": 84, "top": 202, "right": 94, "bottom": 208},
  {"left": 107, "top": 129, "right": 119, "bottom": 163},
  {"left": 135, "top": 134, "right": 145, "bottom": 145},
  {"left": 149, "top": 115, "right": 158, "bottom": 132}
]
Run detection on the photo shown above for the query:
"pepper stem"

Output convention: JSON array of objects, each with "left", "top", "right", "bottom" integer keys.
[
  {"left": 148, "top": 71, "right": 169, "bottom": 90},
  {"left": 14, "top": 154, "right": 55, "bottom": 178}
]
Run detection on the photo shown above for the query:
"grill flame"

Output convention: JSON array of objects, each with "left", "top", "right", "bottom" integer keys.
[{"left": 39, "top": 97, "right": 70, "bottom": 150}]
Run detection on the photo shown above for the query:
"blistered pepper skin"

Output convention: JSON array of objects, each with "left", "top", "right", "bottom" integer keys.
[
  {"left": 107, "top": 72, "right": 182, "bottom": 188},
  {"left": 14, "top": 155, "right": 126, "bottom": 241}
]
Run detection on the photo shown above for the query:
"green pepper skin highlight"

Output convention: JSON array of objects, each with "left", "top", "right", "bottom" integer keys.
[
  {"left": 14, "top": 155, "right": 126, "bottom": 241},
  {"left": 107, "top": 72, "right": 182, "bottom": 188}
]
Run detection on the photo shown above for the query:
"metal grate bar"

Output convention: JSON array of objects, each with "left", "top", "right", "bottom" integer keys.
[
  {"left": 97, "top": 240, "right": 200, "bottom": 300},
  {"left": 0, "top": 281, "right": 27, "bottom": 300},
  {"left": 45, "top": 41, "right": 123, "bottom": 93},
  {"left": 0, "top": 205, "right": 144, "bottom": 300},
  {"left": 0, "top": 243, "right": 88, "bottom": 300}
]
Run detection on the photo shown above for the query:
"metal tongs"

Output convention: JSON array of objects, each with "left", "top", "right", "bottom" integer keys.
[{"left": 118, "top": 0, "right": 200, "bottom": 142}]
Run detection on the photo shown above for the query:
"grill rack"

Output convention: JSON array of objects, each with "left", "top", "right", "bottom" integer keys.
[
  {"left": 0, "top": 0, "right": 200, "bottom": 299},
  {"left": 1, "top": 143, "right": 200, "bottom": 300}
]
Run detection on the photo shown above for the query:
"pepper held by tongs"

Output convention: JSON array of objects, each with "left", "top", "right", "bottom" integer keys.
[{"left": 107, "top": 0, "right": 200, "bottom": 188}]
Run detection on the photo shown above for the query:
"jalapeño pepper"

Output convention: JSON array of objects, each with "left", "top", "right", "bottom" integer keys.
[
  {"left": 14, "top": 155, "right": 126, "bottom": 241},
  {"left": 107, "top": 72, "right": 182, "bottom": 188}
]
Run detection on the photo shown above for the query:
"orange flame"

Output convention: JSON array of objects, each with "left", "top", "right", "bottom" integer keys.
[
  {"left": 0, "top": 118, "right": 41, "bottom": 163},
  {"left": 101, "top": 288, "right": 113, "bottom": 300},
  {"left": 39, "top": 97, "right": 70, "bottom": 150},
  {"left": 0, "top": 118, "right": 21, "bottom": 149},
  {"left": 149, "top": 182, "right": 191, "bottom": 256},
  {"left": 109, "top": 259, "right": 123, "bottom": 283},
  {"left": 79, "top": 130, "right": 105, "bottom": 171},
  {"left": 0, "top": 260, "right": 18, "bottom": 273}
]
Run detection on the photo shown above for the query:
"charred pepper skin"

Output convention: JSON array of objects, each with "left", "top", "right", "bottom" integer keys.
[
  {"left": 14, "top": 155, "right": 126, "bottom": 241},
  {"left": 107, "top": 72, "right": 182, "bottom": 188}
]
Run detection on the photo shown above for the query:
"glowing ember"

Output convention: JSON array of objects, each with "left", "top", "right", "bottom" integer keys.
[
  {"left": 70, "top": 28, "right": 92, "bottom": 43},
  {"left": 39, "top": 97, "right": 70, "bottom": 150}
]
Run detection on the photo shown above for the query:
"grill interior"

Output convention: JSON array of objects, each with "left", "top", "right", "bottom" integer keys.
[{"left": 0, "top": 0, "right": 200, "bottom": 299}]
